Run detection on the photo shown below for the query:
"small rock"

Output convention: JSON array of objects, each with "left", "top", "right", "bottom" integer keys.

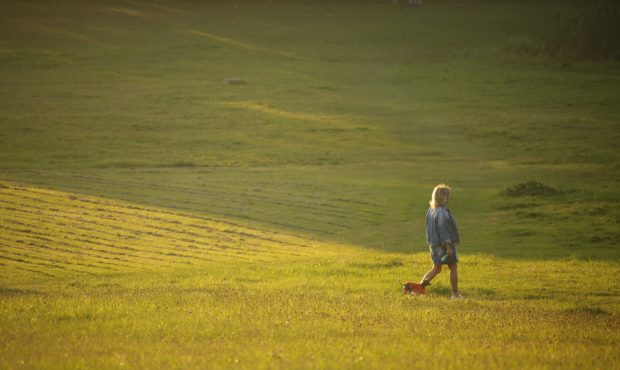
[
  {"left": 223, "top": 77, "right": 243, "bottom": 85},
  {"left": 393, "top": 0, "right": 422, "bottom": 5}
]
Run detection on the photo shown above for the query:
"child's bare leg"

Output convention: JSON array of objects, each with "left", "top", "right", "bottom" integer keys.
[
  {"left": 447, "top": 263, "right": 458, "bottom": 293},
  {"left": 421, "top": 264, "right": 442, "bottom": 286}
]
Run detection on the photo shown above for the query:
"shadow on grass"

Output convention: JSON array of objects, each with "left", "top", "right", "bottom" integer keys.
[{"left": 1, "top": 171, "right": 618, "bottom": 263}]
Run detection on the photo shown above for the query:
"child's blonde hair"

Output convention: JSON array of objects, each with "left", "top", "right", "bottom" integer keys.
[{"left": 429, "top": 184, "right": 451, "bottom": 209}]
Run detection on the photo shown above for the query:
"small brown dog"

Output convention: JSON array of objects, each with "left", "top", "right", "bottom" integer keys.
[{"left": 402, "top": 281, "right": 426, "bottom": 295}]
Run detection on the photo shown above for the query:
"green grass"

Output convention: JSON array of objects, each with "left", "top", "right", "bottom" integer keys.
[
  {"left": 1, "top": 0, "right": 619, "bottom": 368},
  {"left": 3, "top": 259, "right": 619, "bottom": 369}
]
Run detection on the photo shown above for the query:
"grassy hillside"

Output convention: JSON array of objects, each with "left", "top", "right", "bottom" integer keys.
[
  {"left": 0, "top": 0, "right": 619, "bottom": 368},
  {"left": 1, "top": 180, "right": 619, "bottom": 369},
  {"left": 0, "top": 180, "right": 334, "bottom": 282}
]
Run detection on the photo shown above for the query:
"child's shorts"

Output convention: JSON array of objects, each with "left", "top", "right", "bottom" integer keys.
[{"left": 429, "top": 244, "right": 459, "bottom": 265}]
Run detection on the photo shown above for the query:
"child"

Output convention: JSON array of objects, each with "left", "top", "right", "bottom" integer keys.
[{"left": 419, "top": 184, "right": 464, "bottom": 299}]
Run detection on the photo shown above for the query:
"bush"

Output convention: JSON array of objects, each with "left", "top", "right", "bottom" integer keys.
[{"left": 500, "top": 181, "right": 559, "bottom": 197}]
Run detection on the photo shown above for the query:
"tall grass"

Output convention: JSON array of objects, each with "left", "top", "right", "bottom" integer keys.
[{"left": 513, "top": 0, "right": 620, "bottom": 61}]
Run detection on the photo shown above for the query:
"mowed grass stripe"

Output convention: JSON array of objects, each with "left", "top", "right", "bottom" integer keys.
[
  {"left": 0, "top": 181, "right": 334, "bottom": 280},
  {"left": 0, "top": 242, "right": 118, "bottom": 274},
  {"left": 2, "top": 183, "right": 316, "bottom": 249},
  {"left": 4, "top": 177, "right": 333, "bottom": 236},
  {"left": 0, "top": 217, "right": 165, "bottom": 265},
  {"left": 2, "top": 182, "right": 310, "bottom": 240},
  {"left": 0, "top": 208, "right": 258, "bottom": 277},
  {"left": 0, "top": 202, "right": 281, "bottom": 267},
  {"left": 212, "top": 176, "right": 385, "bottom": 208},
  {"left": 0, "top": 195, "right": 316, "bottom": 260},
  {"left": 203, "top": 178, "right": 386, "bottom": 218},
  {"left": 13, "top": 170, "right": 386, "bottom": 209},
  {"left": 23, "top": 174, "right": 375, "bottom": 231},
  {"left": 70, "top": 173, "right": 383, "bottom": 217},
  {"left": 0, "top": 260, "right": 59, "bottom": 279},
  {"left": 0, "top": 232, "right": 134, "bottom": 271},
  {"left": 226, "top": 178, "right": 384, "bottom": 207},
  {"left": 0, "top": 243, "right": 104, "bottom": 278},
  {"left": 0, "top": 224, "right": 153, "bottom": 272},
  {"left": 58, "top": 181, "right": 352, "bottom": 234},
  {"left": 0, "top": 207, "right": 205, "bottom": 266},
  {"left": 0, "top": 209, "right": 256, "bottom": 268},
  {"left": 0, "top": 247, "right": 68, "bottom": 272},
  {"left": 110, "top": 176, "right": 384, "bottom": 221}
]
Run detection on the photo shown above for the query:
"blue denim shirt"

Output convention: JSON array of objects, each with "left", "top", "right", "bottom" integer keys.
[{"left": 426, "top": 206, "right": 460, "bottom": 247}]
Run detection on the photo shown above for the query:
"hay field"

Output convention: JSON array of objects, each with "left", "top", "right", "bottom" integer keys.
[{"left": 1, "top": 0, "right": 619, "bottom": 368}]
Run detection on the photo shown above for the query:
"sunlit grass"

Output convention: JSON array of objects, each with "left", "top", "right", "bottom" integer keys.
[{"left": 1, "top": 181, "right": 619, "bottom": 369}]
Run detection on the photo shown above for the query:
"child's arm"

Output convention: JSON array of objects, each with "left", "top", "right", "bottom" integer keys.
[
  {"left": 444, "top": 242, "right": 454, "bottom": 256},
  {"left": 436, "top": 209, "right": 453, "bottom": 251}
]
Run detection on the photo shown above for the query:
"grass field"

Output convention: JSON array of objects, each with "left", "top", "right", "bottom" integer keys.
[{"left": 1, "top": 0, "right": 619, "bottom": 368}]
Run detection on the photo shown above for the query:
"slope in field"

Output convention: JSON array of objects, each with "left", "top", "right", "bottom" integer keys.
[{"left": 0, "top": 180, "right": 327, "bottom": 282}]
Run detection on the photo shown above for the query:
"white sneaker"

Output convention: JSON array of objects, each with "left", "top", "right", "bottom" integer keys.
[{"left": 451, "top": 292, "right": 465, "bottom": 300}]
